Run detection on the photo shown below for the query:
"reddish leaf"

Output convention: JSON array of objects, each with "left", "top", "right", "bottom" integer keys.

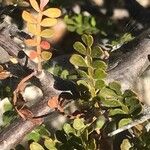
[
  {"left": 48, "top": 96, "right": 59, "bottom": 109},
  {"left": 40, "top": 0, "right": 49, "bottom": 11},
  {"left": 22, "top": 11, "right": 37, "bottom": 23},
  {"left": 28, "top": 50, "right": 38, "bottom": 59},
  {"left": 40, "top": 41, "right": 50, "bottom": 50},
  {"left": 25, "top": 39, "right": 37, "bottom": 46},
  {"left": 29, "top": 0, "right": 40, "bottom": 12}
]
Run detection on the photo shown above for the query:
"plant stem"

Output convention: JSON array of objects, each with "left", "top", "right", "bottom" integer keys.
[{"left": 36, "top": 12, "right": 43, "bottom": 72}]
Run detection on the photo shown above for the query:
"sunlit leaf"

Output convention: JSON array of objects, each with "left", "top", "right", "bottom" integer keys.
[
  {"left": 81, "top": 34, "right": 93, "bottom": 47},
  {"left": 109, "top": 109, "right": 127, "bottom": 116},
  {"left": 22, "top": 11, "right": 37, "bottom": 23},
  {"left": 70, "top": 54, "right": 87, "bottom": 67},
  {"left": 40, "top": 41, "right": 50, "bottom": 50},
  {"left": 30, "top": 142, "right": 44, "bottom": 150},
  {"left": 91, "top": 46, "right": 103, "bottom": 58},
  {"left": 73, "top": 41, "right": 86, "bottom": 55},
  {"left": 25, "top": 39, "right": 37, "bottom": 46},
  {"left": 41, "top": 51, "right": 52, "bottom": 60},
  {"left": 92, "top": 60, "right": 107, "bottom": 70},
  {"left": 73, "top": 118, "right": 85, "bottom": 130},
  {"left": 27, "top": 23, "right": 37, "bottom": 35},
  {"left": 63, "top": 123, "right": 75, "bottom": 135},
  {"left": 26, "top": 132, "right": 40, "bottom": 142},
  {"left": 101, "top": 99, "right": 122, "bottom": 108},
  {"left": 120, "top": 139, "right": 132, "bottom": 150},
  {"left": 43, "top": 8, "right": 61, "bottom": 18},
  {"left": 44, "top": 138, "right": 56, "bottom": 150},
  {"left": 28, "top": 50, "right": 38, "bottom": 60},
  {"left": 29, "top": 0, "right": 40, "bottom": 12},
  {"left": 95, "top": 79, "right": 105, "bottom": 89},
  {"left": 40, "top": 29, "right": 53, "bottom": 38},
  {"left": 99, "top": 87, "right": 118, "bottom": 99},
  {"left": 95, "top": 115, "right": 106, "bottom": 130},
  {"left": 94, "top": 69, "right": 107, "bottom": 79},
  {"left": 40, "top": 18, "right": 57, "bottom": 27},
  {"left": 40, "top": 0, "right": 49, "bottom": 11},
  {"left": 118, "top": 118, "right": 132, "bottom": 128}
]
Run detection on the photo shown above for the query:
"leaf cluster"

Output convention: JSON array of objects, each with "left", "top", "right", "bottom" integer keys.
[{"left": 64, "top": 14, "right": 99, "bottom": 35}]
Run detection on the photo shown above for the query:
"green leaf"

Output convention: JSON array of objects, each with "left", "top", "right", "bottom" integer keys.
[
  {"left": 73, "top": 42, "right": 86, "bottom": 55},
  {"left": 77, "top": 80, "right": 89, "bottom": 88},
  {"left": 123, "top": 90, "right": 137, "bottom": 98},
  {"left": 91, "top": 17, "right": 96, "bottom": 26},
  {"left": 77, "top": 70, "right": 88, "bottom": 78},
  {"left": 124, "top": 97, "right": 142, "bottom": 115},
  {"left": 81, "top": 129, "right": 88, "bottom": 142},
  {"left": 95, "top": 80, "right": 105, "bottom": 89},
  {"left": 94, "top": 69, "right": 107, "bottom": 79},
  {"left": 55, "top": 130, "right": 67, "bottom": 143},
  {"left": 3, "top": 101, "right": 12, "bottom": 112},
  {"left": 101, "top": 99, "right": 122, "bottom": 108},
  {"left": 35, "top": 125, "right": 50, "bottom": 138},
  {"left": 120, "top": 139, "right": 132, "bottom": 150},
  {"left": 60, "top": 70, "right": 69, "bottom": 79},
  {"left": 95, "top": 115, "right": 106, "bottom": 130},
  {"left": 30, "top": 142, "right": 44, "bottom": 150},
  {"left": 99, "top": 87, "right": 118, "bottom": 99},
  {"left": 76, "top": 28, "right": 83, "bottom": 35},
  {"left": 44, "top": 138, "right": 56, "bottom": 150},
  {"left": 91, "top": 46, "right": 103, "bottom": 58},
  {"left": 67, "top": 25, "right": 76, "bottom": 32},
  {"left": 26, "top": 132, "right": 40, "bottom": 142},
  {"left": 88, "top": 139, "right": 96, "bottom": 150},
  {"left": 63, "top": 123, "right": 75, "bottom": 135},
  {"left": 109, "top": 109, "right": 127, "bottom": 116},
  {"left": 81, "top": 34, "right": 93, "bottom": 47},
  {"left": 70, "top": 54, "right": 87, "bottom": 67},
  {"left": 92, "top": 60, "right": 107, "bottom": 70},
  {"left": 41, "top": 51, "right": 52, "bottom": 60},
  {"left": 109, "top": 82, "right": 122, "bottom": 95},
  {"left": 64, "top": 15, "right": 76, "bottom": 25},
  {"left": 73, "top": 118, "right": 85, "bottom": 130},
  {"left": 118, "top": 118, "right": 132, "bottom": 128}
]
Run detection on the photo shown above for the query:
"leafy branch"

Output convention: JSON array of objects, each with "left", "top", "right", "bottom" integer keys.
[{"left": 22, "top": 0, "right": 61, "bottom": 71}]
